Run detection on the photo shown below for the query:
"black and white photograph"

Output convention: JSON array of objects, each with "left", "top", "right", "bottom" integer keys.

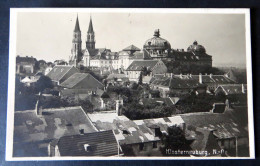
[{"left": 6, "top": 8, "right": 254, "bottom": 160}]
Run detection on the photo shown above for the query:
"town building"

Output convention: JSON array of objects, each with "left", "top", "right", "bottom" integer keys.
[
  {"left": 150, "top": 74, "right": 206, "bottom": 97},
  {"left": 180, "top": 108, "right": 249, "bottom": 156},
  {"left": 142, "top": 30, "right": 212, "bottom": 67},
  {"left": 68, "top": 16, "right": 212, "bottom": 71},
  {"left": 125, "top": 60, "right": 167, "bottom": 82},
  {"left": 46, "top": 65, "right": 78, "bottom": 85},
  {"left": 13, "top": 106, "right": 98, "bottom": 157},
  {"left": 87, "top": 112, "right": 185, "bottom": 156},
  {"left": 49, "top": 130, "right": 121, "bottom": 157},
  {"left": 59, "top": 73, "right": 104, "bottom": 100},
  {"left": 16, "top": 56, "right": 37, "bottom": 75}
]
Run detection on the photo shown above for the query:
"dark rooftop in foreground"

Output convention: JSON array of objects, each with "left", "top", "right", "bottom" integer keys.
[{"left": 54, "top": 130, "right": 120, "bottom": 156}]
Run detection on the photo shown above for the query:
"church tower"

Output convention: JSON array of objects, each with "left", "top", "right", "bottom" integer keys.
[
  {"left": 70, "top": 15, "right": 82, "bottom": 66},
  {"left": 86, "top": 16, "right": 95, "bottom": 50}
]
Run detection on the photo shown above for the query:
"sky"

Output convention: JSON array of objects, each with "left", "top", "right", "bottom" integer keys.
[{"left": 16, "top": 11, "right": 247, "bottom": 67}]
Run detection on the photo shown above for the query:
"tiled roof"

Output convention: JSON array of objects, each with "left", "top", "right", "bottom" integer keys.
[
  {"left": 47, "top": 65, "right": 78, "bottom": 82},
  {"left": 55, "top": 130, "right": 120, "bottom": 156},
  {"left": 123, "top": 45, "right": 141, "bottom": 51},
  {"left": 168, "top": 50, "right": 212, "bottom": 61},
  {"left": 187, "top": 127, "right": 221, "bottom": 152},
  {"left": 59, "top": 73, "right": 104, "bottom": 89},
  {"left": 130, "top": 49, "right": 151, "bottom": 60},
  {"left": 88, "top": 112, "right": 184, "bottom": 145},
  {"left": 14, "top": 107, "right": 97, "bottom": 144},
  {"left": 180, "top": 111, "right": 248, "bottom": 139},
  {"left": 151, "top": 76, "right": 202, "bottom": 89},
  {"left": 16, "top": 56, "right": 36, "bottom": 64},
  {"left": 126, "top": 60, "right": 160, "bottom": 71},
  {"left": 216, "top": 84, "right": 247, "bottom": 95},
  {"left": 133, "top": 116, "right": 184, "bottom": 140},
  {"left": 88, "top": 112, "right": 150, "bottom": 145},
  {"left": 107, "top": 74, "right": 127, "bottom": 80}
]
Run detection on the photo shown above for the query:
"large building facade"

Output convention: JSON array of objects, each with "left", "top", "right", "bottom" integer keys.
[{"left": 69, "top": 16, "right": 212, "bottom": 70}]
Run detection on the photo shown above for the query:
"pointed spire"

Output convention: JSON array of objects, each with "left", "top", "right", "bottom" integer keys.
[
  {"left": 88, "top": 15, "right": 94, "bottom": 33},
  {"left": 74, "top": 14, "right": 80, "bottom": 32}
]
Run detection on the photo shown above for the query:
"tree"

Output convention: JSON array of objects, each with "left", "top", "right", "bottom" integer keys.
[
  {"left": 160, "top": 126, "right": 191, "bottom": 156},
  {"left": 138, "top": 72, "right": 143, "bottom": 85},
  {"left": 35, "top": 75, "right": 53, "bottom": 93}
]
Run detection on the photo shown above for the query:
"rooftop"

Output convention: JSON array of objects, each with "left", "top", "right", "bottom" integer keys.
[
  {"left": 14, "top": 106, "right": 97, "bottom": 143},
  {"left": 54, "top": 130, "right": 120, "bottom": 156},
  {"left": 46, "top": 65, "right": 78, "bottom": 82},
  {"left": 126, "top": 60, "right": 161, "bottom": 71},
  {"left": 59, "top": 73, "right": 104, "bottom": 89}
]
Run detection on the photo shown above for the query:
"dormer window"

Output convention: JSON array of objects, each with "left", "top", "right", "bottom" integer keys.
[
  {"left": 84, "top": 144, "right": 90, "bottom": 152},
  {"left": 123, "top": 130, "right": 129, "bottom": 135}
]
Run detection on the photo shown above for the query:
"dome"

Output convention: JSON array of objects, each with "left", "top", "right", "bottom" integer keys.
[
  {"left": 143, "top": 29, "right": 171, "bottom": 51},
  {"left": 187, "top": 40, "right": 206, "bottom": 53}
]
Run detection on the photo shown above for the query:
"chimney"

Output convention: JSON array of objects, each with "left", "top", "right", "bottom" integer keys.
[
  {"left": 242, "top": 84, "right": 245, "bottom": 93},
  {"left": 209, "top": 73, "right": 213, "bottom": 78},
  {"left": 199, "top": 73, "right": 202, "bottom": 84},
  {"left": 225, "top": 99, "right": 230, "bottom": 110},
  {"left": 79, "top": 129, "right": 84, "bottom": 135},
  {"left": 170, "top": 73, "right": 173, "bottom": 78},
  {"left": 180, "top": 73, "right": 182, "bottom": 79},
  {"left": 100, "top": 98, "right": 105, "bottom": 109},
  {"left": 35, "top": 100, "right": 42, "bottom": 116},
  {"left": 116, "top": 100, "right": 123, "bottom": 116}
]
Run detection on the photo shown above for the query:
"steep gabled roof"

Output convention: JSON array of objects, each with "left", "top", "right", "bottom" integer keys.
[
  {"left": 47, "top": 65, "right": 78, "bottom": 82},
  {"left": 60, "top": 73, "right": 104, "bottom": 89},
  {"left": 216, "top": 84, "right": 247, "bottom": 95},
  {"left": 55, "top": 130, "right": 120, "bottom": 156}
]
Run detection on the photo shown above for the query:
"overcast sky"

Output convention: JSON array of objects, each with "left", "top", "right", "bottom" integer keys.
[{"left": 16, "top": 11, "right": 247, "bottom": 67}]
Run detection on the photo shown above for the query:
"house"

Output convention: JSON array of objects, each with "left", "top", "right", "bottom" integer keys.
[
  {"left": 87, "top": 112, "right": 185, "bottom": 156},
  {"left": 215, "top": 84, "right": 247, "bottom": 96},
  {"left": 185, "top": 127, "right": 221, "bottom": 156},
  {"left": 215, "top": 84, "right": 247, "bottom": 106},
  {"left": 49, "top": 130, "right": 121, "bottom": 157},
  {"left": 46, "top": 65, "right": 79, "bottom": 85},
  {"left": 13, "top": 106, "right": 98, "bottom": 157},
  {"left": 106, "top": 73, "right": 129, "bottom": 86},
  {"left": 59, "top": 73, "right": 104, "bottom": 100},
  {"left": 16, "top": 56, "right": 37, "bottom": 75},
  {"left": 150, "top": 74, "right": 206, "bottom": 97},
  {"left": 125, "top": 60, "right": 167, "bottom": 82},
  {"left": 189, "top": 74, "right": 237, "bottom": 91},
  {"left": 180, "top": 110, "right": 249, "bottom": 156}
]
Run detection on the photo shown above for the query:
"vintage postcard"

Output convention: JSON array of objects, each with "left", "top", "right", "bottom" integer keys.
[{"left": 6, "top": 8, "right": 254, "bottom": 160}]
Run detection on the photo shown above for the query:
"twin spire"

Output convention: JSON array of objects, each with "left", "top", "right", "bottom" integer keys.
[
  {"left": 73, "top": 14, "right": 94, "bottom": 33},
  {"left": 74, "top": 14, "right": 80, "bottom": 32}
]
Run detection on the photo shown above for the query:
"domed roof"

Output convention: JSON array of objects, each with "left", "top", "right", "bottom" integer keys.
[
  {"left": 143, "top": 29, "right": 171, "bottom": 50},
  {"left": 187, "top": 40, "right": 206, "bottom": 53}
]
